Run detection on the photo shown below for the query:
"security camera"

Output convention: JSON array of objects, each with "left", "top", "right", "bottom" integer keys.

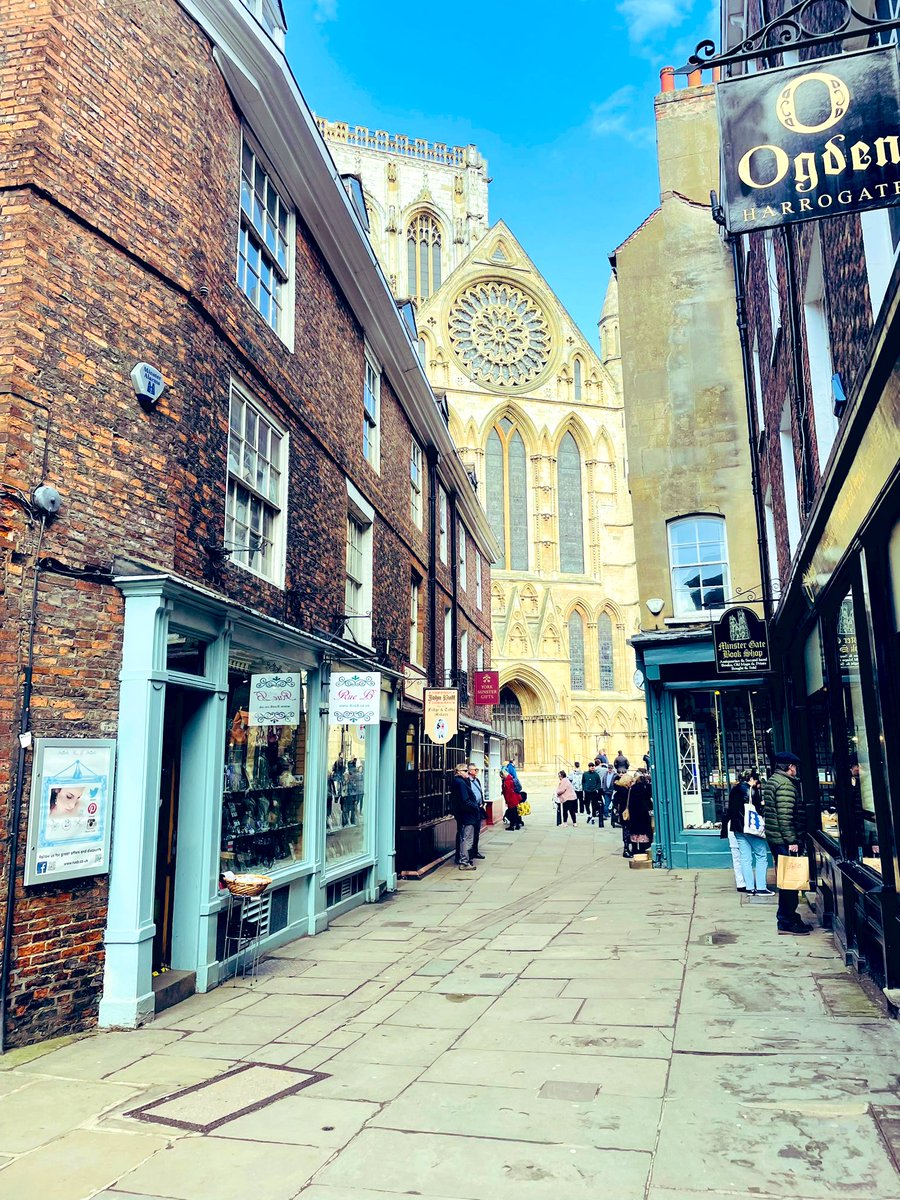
[
  {"left": 646, "top": 597, "right": 665, "bottom": 617},
  {"left": 32, "top": 485, "right": 62, "bottom": 516}
]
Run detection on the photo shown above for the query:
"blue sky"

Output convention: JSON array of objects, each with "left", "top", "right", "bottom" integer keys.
[{"left": 284, "top": 1, "right": 719, "bottom": 349}]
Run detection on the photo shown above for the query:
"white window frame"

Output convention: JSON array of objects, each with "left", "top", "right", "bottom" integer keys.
[
  {"left": 363, "top": 346, "right": 381, "bottom": 472},
  {"left": 237, "top": 132, "right": 294, "bottom": 346},
  {"left": 345, "top": 480, "right": 374, "bottom": 647},
  {"left": 460, "top": 629, "right": 469, "bottom": 678},
  {"left": 226, "top": 380, "right": 287, "bottom": 587},
  {"left": 476, "top": 642, "right": 485, "bottom": 672},
  {"left": 438, "top": 486, "right": 448, "bottom": 564},
  {"left": 751, "top": 334, "right": 765, "bottom": 438},
  {"left": 239, "top": 0, "right": 286, "bottom": 46},
  {"left": 475, "top": 550, "right": 483, "bottom": 609},
  {"left": 458, "top": 520, "right": 467, "bottom": 590},
  {"left": 803, "top": 226, "right": 838, "bottom": 469},
  {"left": 409, "top": 575, "right": 423, "bottom": 666},
  {"left": 443, "top": 607, "right": 452, "bottom": 686},
  {"left": 410, "top": 440, "right": 423, "bottom": 528},
  {"left": 779, "top": 400, "right": 802, "bottom": 557},
  {"left": 861, "top": 207, "right": 900, "bottom": 322},
  {"left": 764, "top": 229, "right": 781, "bottom": 353},
  {"left": 667, "top": 516, "right": 731, "bottom": 619}
]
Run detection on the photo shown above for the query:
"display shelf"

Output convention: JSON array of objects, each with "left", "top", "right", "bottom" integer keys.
[{"left": 224, "top": 821, "right": 303, "bottom": 842}]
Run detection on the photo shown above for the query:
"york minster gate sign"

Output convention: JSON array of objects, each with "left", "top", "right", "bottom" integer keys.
[
  {"left": 717, "top": 47, "right": 900, "bottom": 233},
  {"left": 713, "top": 607, "right": 770, "bottom": 675}
]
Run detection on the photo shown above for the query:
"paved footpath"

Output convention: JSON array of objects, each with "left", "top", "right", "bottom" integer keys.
[{"left": 2, "top": 807, "right": 900, "bottom": 1200}]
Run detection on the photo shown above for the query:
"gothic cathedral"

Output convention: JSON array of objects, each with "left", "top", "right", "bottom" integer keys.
[{"left": 319, "top": 120, "right": 646, "bottom": 769}]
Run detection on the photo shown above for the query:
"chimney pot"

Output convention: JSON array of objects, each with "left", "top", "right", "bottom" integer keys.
[
  {"left": 688, "top": 68, "right": 703, "bottom": 87},
  {"left": 660, "top": 66, "right": 676, "bottom": 93}
]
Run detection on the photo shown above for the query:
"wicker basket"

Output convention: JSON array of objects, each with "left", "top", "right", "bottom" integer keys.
[{"left": 224, "top": 873, "right": 272, "bottom": 898}]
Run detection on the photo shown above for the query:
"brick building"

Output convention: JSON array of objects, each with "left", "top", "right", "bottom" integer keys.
[
  {"left": 0, "top": 0, "right": 497, "bottom": 1048},
  {"left": 720, "top": 1, "right": 900, "bottom": 991}
]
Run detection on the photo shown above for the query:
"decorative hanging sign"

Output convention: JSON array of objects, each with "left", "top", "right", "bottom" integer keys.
[
  {"left": 330, "top": 671, "right": 381, "bottom": 726},
  {"left": 24, "top": 739, "right": 117, "bottom": 886},
  {"left": 713, "top": 607, "right": 771, "bottom": 675},
  {"left": 248, "top": 671, "right": 303, "bottom": 726},
  {"left": 717, "top": 47, "right": 900, "bottom": 233},
  {"left": 472, "top": 670, "right": 500, "bottom": 706},
  {"left": 424, "top": 688, "right": 459, "bottom": 743}
]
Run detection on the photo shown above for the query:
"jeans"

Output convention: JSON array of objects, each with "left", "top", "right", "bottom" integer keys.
[
  {"left": 457, "top": 822, "right": 476, "bottom": 865},
  {"left": 734, "top": 832, "right": 767, "bottom": 892},
  {"left": 771, "top": 843, "right": 801, "bottom": 927},
  {"left": 590, "top": 796, "right": 604, "bottom": 826},
  {"left": 562, "top": 799, "right": 577, "bottom": 824},
  {"left": 601, "top": 792, "right": 614, "bottom": 820},
  {"left": 727, "top": 831, "right": 746, "bottom": 889}
]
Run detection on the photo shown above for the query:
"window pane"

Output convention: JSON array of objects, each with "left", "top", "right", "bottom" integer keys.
[
  {"left": 838, "top": 592, "right": 879, "bottom": 871},
  {"left": 486, "top": 429, "right": 505, "bottom": 565},
  {"left": 598, "top": 613, "right": 614, "bottom": 690},
  {"left": 508, "top": 431, "right": 529, "bottom": 572},
  {"left": 407, "top": 237, "right": 417, "bottom": 297},
  {"left": 569, "top": 612, "right": 585, "bottom": 691},
  {"left": 432, "top": 242, "right": 441, "bottom": 293},
  {"left": 557, "top": 432, "right": 584, "bottom": 573}
]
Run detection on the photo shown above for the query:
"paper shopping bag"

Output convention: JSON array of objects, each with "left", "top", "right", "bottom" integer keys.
[{"left": 776, "top": 854, "right": 810, "bottom": 891}]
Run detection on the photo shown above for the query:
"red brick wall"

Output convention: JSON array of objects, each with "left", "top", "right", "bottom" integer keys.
[{"left": 0, "top": 0, "right": 492, "bottom": 1045}]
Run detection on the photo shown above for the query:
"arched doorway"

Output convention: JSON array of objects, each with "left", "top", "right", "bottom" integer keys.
[{"left": 496, "top": 686, "right": 525, "bottom": 767}]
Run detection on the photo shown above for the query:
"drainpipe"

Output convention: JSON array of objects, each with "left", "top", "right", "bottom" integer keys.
[
  {"left": 1, "top": 516, "right": 47, "bottom": 1053},
  {"left": 425, "top": 446, "right": 439, "bottom": 687}
]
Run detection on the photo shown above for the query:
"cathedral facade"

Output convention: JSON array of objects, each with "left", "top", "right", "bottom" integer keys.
[{"left": 319, "top": 120, "right": 646, "bottom": 768}]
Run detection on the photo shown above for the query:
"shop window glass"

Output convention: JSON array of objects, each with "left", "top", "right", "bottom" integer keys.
[
  {"left": 837, "top": 591, "right": 879, "bottom": 873},
  {"left": 326, "top": 723, "right": 368, "bottom": 867},
  {"left": 673, "top": 688, "right": 772, "bottom": 829},
  {"left": 222, "top": 655, "right": 306, "bottom": 874},
  {"left": 166, "top": 631, "right": 207, "bottom": 676},
  {"left": 805, "top": 622, "right": 838, "bottom": 840}
]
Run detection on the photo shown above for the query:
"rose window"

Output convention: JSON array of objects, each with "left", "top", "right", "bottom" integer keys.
[{"left": 448, "top": 282, "right": 551, "bottom": 388}]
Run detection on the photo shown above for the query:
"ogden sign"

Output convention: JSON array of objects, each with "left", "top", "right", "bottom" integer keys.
[{"left": 717, "top": 47, "right": 900, "bottom": 233}]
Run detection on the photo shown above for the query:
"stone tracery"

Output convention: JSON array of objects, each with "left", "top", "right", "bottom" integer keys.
[{"left": 448, "top": 280, "right": 551, "bottom": 388}]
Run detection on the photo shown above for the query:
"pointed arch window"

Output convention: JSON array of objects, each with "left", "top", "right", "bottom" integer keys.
[
  {"left": 558, "top": 432, "right": 585, "bottom": 574},
  {"left": 486, "top": 416, "right": 528, "bottom": 571},
  {"left": 573, "top": 358, "right": 583, "bottom": 402},
  {"left": 407, "top": 211, "right": 442, "bottom": 302},
  {"left": 598, "top": 612, "right": 615, "bottom": 691},
  {"left": 569, "top": 611, "right": 586, "bottom": 691}
]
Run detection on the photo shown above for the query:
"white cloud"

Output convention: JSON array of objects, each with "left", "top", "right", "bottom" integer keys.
[
  {"left": 588, "top": 86, "right": 655, "bottom": 145},
  {"left": 313, "top": 0, "right": 338, "bottom": 21},
  {"left": 617, "top": 0, "right": 692, "bottom": 45}
]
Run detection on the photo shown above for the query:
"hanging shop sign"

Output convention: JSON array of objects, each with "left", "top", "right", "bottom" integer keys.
[
  {"left": 717, "top": 47, "right": 900, "bottom": 233},
  {"left": 472, "top": 670, "right": 500, "bottom": 706},
  {"left": 24, "top": 738, "right": 117, "bottom": 886},
  {"left": 329, "top": 671, "right": 381, "bottom": 726},
  {"left": 424, "top": 688, "right": 459, "bottom": 743},
  {"left": 248, "top": 671, "right": 303, "bottom": 726},
  {"left": 713, "top": 607, "right": 771, "bottom": 675}
]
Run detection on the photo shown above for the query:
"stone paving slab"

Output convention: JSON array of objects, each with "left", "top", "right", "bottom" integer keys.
[{"left": 0, "top": 1129, "right": 168, "bottom": 1200}]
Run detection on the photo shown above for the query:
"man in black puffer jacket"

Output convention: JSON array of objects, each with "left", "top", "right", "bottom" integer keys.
[{"left": 763, "top": 752, "right": 809, "bottom": 934}]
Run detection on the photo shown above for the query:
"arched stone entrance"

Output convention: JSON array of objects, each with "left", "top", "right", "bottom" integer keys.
[
  {"left": 497, "top": 668, "right": 559, "bottom": 769},
  {"left": 495, "top": 687, "right": 525, "bottom": 766}
]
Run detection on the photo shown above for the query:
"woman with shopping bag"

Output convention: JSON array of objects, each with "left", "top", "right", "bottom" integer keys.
[
  {"left": 725, "top": 772, "right": 771, "bottom": 896},
  {"left": 763, "top": 752, "right": 811, "bottom": 935}
]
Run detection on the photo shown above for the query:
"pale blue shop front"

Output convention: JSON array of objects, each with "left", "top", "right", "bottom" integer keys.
[{"left": 99, "top": 574, "right": 398, "bottom": 1028}]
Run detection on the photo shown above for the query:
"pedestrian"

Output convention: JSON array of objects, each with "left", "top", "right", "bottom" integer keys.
[
  {"left": 504, "top": 759, "right": 519, "bottom": 782},
  {"left": 614, "top": 771, "right": 633, "bottom": 856},
  {"left": 642, "top": 751, "right": 651, "bottom": 771},
  {"left": 626, "top": 769, "right": 653, "bottom": 857},
  {"left": 597, "top": 748, "right": 610, "bottom": 766},
  {"left": 763, "top": 752, "right": 810, "bottom": 934},
  {"left": 581, "top": 761, "right": 601, "bottom": 824},
  {"left": 556, "top": 770, "right": 578, "bottom": 825},
  {"left": 727, "top": 772, "right": 771, "bottom": 896},
  {"left": 572, "top": 761, "right": 586, "bottom": 815},
  {"left": 600, "top": 762, "right": 618, "bottom": 824},
  {"left": 614, "top": 749, "right": 630, "bottom": 772},
  {"left": 467, "top": 761, "right": 487, "bottom": 860},
  {"left": 720, "top": 786, "right": 747, "bottom": 893},
  {"left": 501, "top": 768, "right": 523, "bottom": 830},
  {"left": 451, "top": 762, "right": 481, "bottom": 871}
]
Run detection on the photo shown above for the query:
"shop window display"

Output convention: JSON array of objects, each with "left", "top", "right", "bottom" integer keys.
[
  {"left": 673, "top": 688, "right": 772, "bottom": 829},
  {"left": 805, "top": 623, "right": 838, "bottom": 841},
  {"left": 326, "top": 724, "right": 368, "bottom": 866},
  {"left": 221, "top": 657, "right": 307, "bottom": 874},
  {"left": 837, "top": 592, "right": 880, "bottom": 873}
]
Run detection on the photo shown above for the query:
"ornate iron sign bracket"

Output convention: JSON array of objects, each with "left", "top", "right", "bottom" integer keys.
[{"left": 682, "top": 0, "right": 900, "bottom": 73}]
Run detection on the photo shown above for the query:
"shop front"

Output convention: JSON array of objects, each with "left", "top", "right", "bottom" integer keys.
[
  {"left": 632, "top": 629, "right": 773, "bottom": 868},
  {"left": 99, "top": 574, "right": 398, "bottom": 1029}
]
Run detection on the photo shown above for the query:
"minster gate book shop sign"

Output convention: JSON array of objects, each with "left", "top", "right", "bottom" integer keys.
[
  {"left": 713, "top": 607, "right": 770, "bottom": 676},
  {"left": 717, "top": 47, "right": 900, "bottom": 233}
]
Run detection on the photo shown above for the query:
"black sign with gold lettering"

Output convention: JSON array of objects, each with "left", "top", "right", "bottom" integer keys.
[
  {"left": 713, "top": 607, "right": 770, "bottom": 675},
  {"left": 717, "top": 47, "right": 900, "bottom": 233}
]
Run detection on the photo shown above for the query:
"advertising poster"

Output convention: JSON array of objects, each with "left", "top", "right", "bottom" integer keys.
[
  {"left": 24, "top": 739, "right": 117, "bottom": 886},
  {"left": 424, "top": 688, "right": 459, "bottom": 744}
]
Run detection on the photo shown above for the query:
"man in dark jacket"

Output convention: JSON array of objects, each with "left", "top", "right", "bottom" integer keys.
[
  {"left": 451, "top": 763, "right": 481, "bottom": 871},
  {"left": 763, "top": 752, "right": 809, "bottom": 934},
  {"left": 582, "top": 762, "right": 603, "bottom": 826},
  {"left": 614, "top": 750, "right": 630, "bottom": 772}
]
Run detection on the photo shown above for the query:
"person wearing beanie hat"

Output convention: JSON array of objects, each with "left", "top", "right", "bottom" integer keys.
[{"left": 764, "top": 752, "right": 809, "bottom": 934}]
